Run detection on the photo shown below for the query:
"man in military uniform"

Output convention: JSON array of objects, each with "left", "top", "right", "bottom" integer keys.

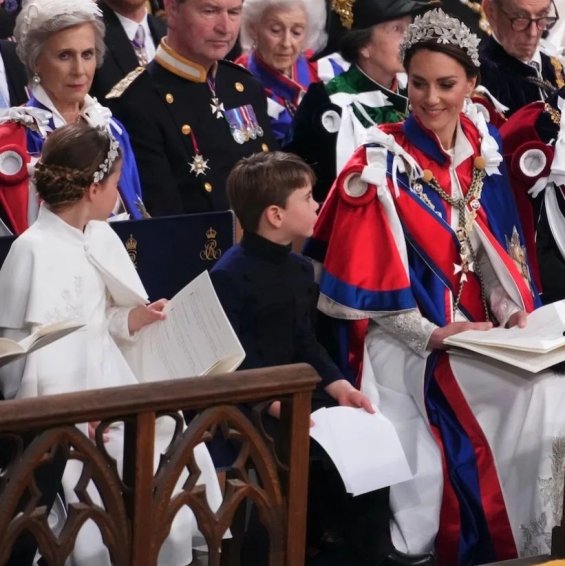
[
  {"left": 105, "top": 0, "right": 276, "bottom": 216},
  {"left": 480, "top": 0, "right": 564, "bottom": 116}
]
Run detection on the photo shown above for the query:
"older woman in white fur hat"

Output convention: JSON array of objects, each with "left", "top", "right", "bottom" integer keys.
[{"left": 0, "top": 0, "right": 145, "bottom": 237}]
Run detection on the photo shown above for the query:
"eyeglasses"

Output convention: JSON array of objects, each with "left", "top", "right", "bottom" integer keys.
[{"left": 498, "top": 1, "right": 559, "bottom": 31}]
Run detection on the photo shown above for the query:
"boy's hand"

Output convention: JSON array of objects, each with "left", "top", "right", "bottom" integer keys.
[
  {"left": 268, "top": 400, "right": 281, "bottom": 419},
  {"left": 88, "top": 421, "right": 110, "bottom": 443},
  {"left": 268, "top": 400, "right": 315, "bottom": 426},
  {"left": 128, "top": 299, "right": 168, "bottom": 334},
  {"left": 325, "top": 379, "right": 375, "bottom": 414}
]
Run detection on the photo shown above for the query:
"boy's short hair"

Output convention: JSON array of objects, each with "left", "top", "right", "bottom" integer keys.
[{"left": 227, "top": 151, "right": 316, "bottom": 232}]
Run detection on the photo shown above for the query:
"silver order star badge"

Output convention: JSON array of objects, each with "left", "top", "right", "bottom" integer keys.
[
  {"left": 189, "top": 153, "right": 209, "bottom": 177},
  {"left": 210, "top": 97, "right": 225, "bottom": 119}
]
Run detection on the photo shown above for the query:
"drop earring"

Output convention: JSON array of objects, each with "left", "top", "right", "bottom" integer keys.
[
  {"left": 463, "top": 96, "right": 472, "bottom": 113},
  {"left": 408, "top": 102, "right": 413, "bottom": 112},
  {"left": 31, "top": 72, "right": 40, "bottom": 87}
]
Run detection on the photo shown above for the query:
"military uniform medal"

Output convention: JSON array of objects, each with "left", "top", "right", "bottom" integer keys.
[
  {"left": 225, "top": 104, "right": 264, "bottom": 144},
  {"left": 207, "top": 75, "right": 225, "bottom": 119},
  {"left": 189, "top": 153, "right": 209, "bottom": 176},
  {"left": 210, "top": 96, "right": 225, "bottom": 119}
]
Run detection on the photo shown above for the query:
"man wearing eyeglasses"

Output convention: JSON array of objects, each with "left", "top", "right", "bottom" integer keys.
[{"left": 480, "top": 0, "right": 564, "bottom": 116}]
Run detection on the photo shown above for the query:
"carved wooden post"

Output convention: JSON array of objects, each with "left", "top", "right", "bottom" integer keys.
[
  {"left": 280, "top": 390, "right": 311, "bottom": 566},
  {"left": 124, "top": 412, "right": 156, "bottom": 564}
]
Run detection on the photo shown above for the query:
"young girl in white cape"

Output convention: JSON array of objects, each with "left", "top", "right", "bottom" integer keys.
[{"left": 0, "top": 124, "right": 223, "bottom": 565}]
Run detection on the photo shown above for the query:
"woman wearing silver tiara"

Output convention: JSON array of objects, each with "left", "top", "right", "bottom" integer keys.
[
  {"left": 305, "top": 8, "right": 565, "bottom": 563},
  {"left": 287, "top": 0, "right": 431, "bottom": 202},
  {"left": 0, "top": 124, "right": 223, "bottom": 564},
  {"left": 0, "top": 0, "right": 146, "bottom": 237}
]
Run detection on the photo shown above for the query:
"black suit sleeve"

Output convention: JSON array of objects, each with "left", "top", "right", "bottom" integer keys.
[
  {"left": 537, "top": 200, "right": 565, "bottom": 303},
  {"left": 0, "top": 40, "right": 27, "bottom": 106},
  {"left": 209, "top": 268, "right": 242, "bottom": 335},
  {"left": 292, "top": 263, "right": 343, "bottom": 388},
  {"left": 209, "top": 267, "right": 268, "bottom": 371}
]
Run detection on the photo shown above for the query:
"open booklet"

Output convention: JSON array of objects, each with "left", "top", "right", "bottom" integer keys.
[
  {"left": 0, "top": 320, "right": 85, "bottom": 368},
  {"left": 310, "top": 406, "right": 413, "bottom": 496},
  {"left": 123, "top": 271, "right": 245, "bottom": 381},
  {"left": 444, "top": 300, "right": 565, "bottom": 373}
]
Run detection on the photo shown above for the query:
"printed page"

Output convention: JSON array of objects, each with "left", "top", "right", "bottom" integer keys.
[
  {"left": 0, "top": 320, "right": 85, "bottom": 367},
  {"left": 310, "top": 406, "right": 413, "bottom": 496},
  {"left": 125, "top": 271, "right": 245, "bottom": 381},
  {"left": 447, "top": 341, "right": 565, "bottom": 373},
  {"left": 22, "top": 320, "right": 86, "bottom": 353},
  {"left": 445, "top": 300, "right": 565, "bottom": 353},
  {"left": 0, "top": 338, "right": 24, "bottom": 360}
]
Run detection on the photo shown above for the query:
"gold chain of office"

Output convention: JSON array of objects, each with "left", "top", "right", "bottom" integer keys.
[{"left": 419, "top": 160, "right": 491, "bottom": 321}]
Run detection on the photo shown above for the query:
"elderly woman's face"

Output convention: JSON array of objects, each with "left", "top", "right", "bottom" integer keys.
[
  {"left": 35, "top": 23, "right": 97, "bottom": 111},
  {"left": 252, "top": 5, "right": 307, "bottom": 74},
  {"left": 359, "top": 17, "right": 411, "bottom": 79},
  {"left": 407, "top": 49, "right": 475, "bottom": 148}
]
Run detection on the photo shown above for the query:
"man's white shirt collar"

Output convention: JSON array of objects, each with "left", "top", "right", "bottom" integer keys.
[{"left": 114, "top": 10, "right": 156, "bottom": 62}]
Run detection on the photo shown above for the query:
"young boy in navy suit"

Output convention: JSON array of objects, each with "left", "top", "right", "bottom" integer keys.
[{"left": 210, "top": 151, "right": 434, "bottom": 566}]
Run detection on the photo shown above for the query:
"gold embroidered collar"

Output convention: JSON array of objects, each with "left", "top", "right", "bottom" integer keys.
[{"left": 154, "top": 39, "right": 216, "bottom": 83}]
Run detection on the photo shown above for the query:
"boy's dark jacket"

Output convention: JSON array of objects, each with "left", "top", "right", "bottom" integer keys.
[{"left": 210, "top": 231, "right": 342, "bottom": 385}]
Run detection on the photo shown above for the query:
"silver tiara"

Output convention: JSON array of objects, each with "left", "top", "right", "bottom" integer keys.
[
  {"left": 18, "top": 0, "right": 102, "bottom": 53},
  {"left": 93, "top": 136, "right": 120, "bottom": 184},
  {"left": 399, "top": 8, "right": 481, "bottom": 68}
]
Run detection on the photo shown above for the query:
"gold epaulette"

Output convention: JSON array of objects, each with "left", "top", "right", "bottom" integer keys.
[
  {"left": 544, "top": 102, "right": 561, "bottom": 125},
  {"left": 105, "top": 66, "right": 146, "bottom": 100},
  {"left": 550, "top": 56, "right": 565, "bottom": 89}
]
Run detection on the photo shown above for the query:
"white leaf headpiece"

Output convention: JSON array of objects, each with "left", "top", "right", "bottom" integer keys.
[
  {"left": 18, "top": 0, "right": 102, "bottom": 49},
  {"left": 93, "top": 132, "right": 120, "bottom": 184},
  {"left": 399, "top": 8, "right": 481, "bottom": 68}
]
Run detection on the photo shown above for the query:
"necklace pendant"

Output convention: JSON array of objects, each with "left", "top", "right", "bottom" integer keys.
[
  {"left": 469, "top": 196, "right": 481, "bottom": 211},
  {"left": 456, "top": 226, "right": 468, "bottom": 243},
  {"left": 210, "top": 97, "right": 225, "bottom": 119},
  {"left": 464, "top": 212, "right": 476, "bottom": 234},
  {"left": 454, "top": 254, "right": 474, "bottom": 282},
  {"left": 189, "top": 153, "right": 210, "bottom": 177}
]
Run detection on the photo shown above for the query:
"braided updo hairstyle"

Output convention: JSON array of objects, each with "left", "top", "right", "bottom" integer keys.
[{"left": 34, "top": 123, "right": 122, "bottom": 211}]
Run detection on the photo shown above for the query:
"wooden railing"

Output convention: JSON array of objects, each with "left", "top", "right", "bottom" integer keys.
[{"left": 0, "top": 364, "right": 319, "bottom": 566}]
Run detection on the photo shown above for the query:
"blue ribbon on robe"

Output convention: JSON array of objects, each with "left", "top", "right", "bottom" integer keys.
[
  {"left": 425, "top": 352, "right": 498, "bottom": 565},
  {"left": 245, "top": 52, "right": 316, "bottom": 143}
]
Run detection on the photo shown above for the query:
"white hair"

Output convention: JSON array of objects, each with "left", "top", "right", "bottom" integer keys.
[
  {"left": 239, "top": 0, "right": 328, "bottom": 54},
  {"left": 15, "top": 0, "right": 106, "bottom": 79}
]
